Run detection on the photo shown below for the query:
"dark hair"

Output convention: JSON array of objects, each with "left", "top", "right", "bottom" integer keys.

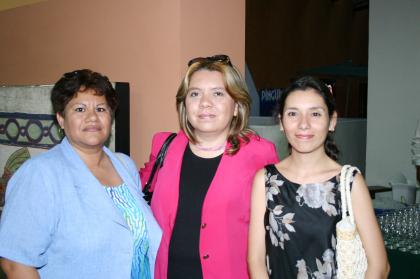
[
  {"left": 277, "top": 75, "right": 340, "bottom": 161},
  {"left": 51, "top": 69, "right": 118, "bottom": 116}
]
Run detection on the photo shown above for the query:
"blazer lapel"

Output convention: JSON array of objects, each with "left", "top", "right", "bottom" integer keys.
[
  {"left": 152, "top": 132, "right": 187, "bottom": 229},
  {"left": 105, "top": 149, "right": 143, "bottom": 207},
  {"left": 59, "top": 138, "right": 129, "bottom": 229}
]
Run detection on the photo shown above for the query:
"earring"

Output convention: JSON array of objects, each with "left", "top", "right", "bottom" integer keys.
[{"left": 58, "top": 127, "right": 65, "bottom": 137}]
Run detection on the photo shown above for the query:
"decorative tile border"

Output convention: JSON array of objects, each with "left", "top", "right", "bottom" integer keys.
[{"left": 0, "top": 112, "right": 62, "bottom": 149}]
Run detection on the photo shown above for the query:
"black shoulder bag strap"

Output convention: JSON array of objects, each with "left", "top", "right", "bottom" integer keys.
[{"left": 142, "top": 133, "right": 177, "bottom": 205}]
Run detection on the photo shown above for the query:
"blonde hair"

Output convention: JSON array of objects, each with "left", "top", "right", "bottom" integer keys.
[{"left": 176, "top": 58, "right": 254, "bottom": 155}]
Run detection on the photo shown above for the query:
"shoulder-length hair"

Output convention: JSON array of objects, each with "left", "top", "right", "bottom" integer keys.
[{"left": 176, "top": 58, "right": 254, "bottom": 155}]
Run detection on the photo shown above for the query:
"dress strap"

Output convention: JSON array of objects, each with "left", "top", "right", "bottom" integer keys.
[{"left": 264, "top": 164, "right": 278, "bottom": 173}]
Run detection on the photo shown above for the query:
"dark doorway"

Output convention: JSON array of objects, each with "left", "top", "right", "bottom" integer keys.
[{"left": 246, "top": 0, "right": 368, "bottom": 118}]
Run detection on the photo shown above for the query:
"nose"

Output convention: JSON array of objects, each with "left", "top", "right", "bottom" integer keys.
[
  {"left": 86, "top": 108, "right": 98, "bottom": 121},
  {"left": 298, "top": 115, "right": 309, "bottom": 130},
  {"left": 199, "top": 93, "right": 213, "bottom": 108}
]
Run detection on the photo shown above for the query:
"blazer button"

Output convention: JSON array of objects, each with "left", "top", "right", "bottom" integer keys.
[
  {"left": 203, "top": 254, "right": 209, "bottom": 259},
  {"left": 201, "top": 223, "right": 207, "bottom": 229}
]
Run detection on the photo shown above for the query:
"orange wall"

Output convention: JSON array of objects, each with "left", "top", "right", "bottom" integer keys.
[{"left": 0, "top": 0, "right": 245, "bottom": 166}]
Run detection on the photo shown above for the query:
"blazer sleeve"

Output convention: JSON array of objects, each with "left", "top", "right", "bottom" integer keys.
[
  {"left": 266, "top": 139, "right": 280, "bottom": 164},
  {"left": 253, "top": 135, "right": 280, "bottom": 165},
  {"left": 139, "top": 132, "right": 175, "bottom": 189},
  {"left": 0, "top": 159, "right": 57, "bottom": 268}
]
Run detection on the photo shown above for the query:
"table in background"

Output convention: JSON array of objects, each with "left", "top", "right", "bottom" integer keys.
[
  {"left": 369, "top": 185, "right": 392, "bottom": 199},
  {"left": 387, "top": 248, "right": 420, "bottom": 278}
]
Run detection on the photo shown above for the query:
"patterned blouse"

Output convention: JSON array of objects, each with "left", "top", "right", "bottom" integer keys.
[
  {"left": 106, "top": 183, "right": 151, "bottom": 279},
  {"left": 264, "top": 164, "right": 353, "bottom": 279}
]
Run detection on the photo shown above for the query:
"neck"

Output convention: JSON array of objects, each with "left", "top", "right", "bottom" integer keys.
[
  {"left": 193, "top": 132, "right": 229, "bottom": 149},
  {"left": 71, "top": 143, "right": 107, "bottom": 168},
  {"left": 288, "top": 149, "right": 330, "bottom": 173},
  {"left": 280, "top": 150, "right": 340, "bottom": 184},
  {"left": 189, "top": 132, "right": 228, "bottom": 158},
  {"left": 195, "top": 141, "right": 226, "bottom": 152}
]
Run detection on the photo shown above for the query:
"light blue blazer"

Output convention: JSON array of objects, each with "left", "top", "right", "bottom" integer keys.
[{"left": 0, "top": 138, "right": 162, "bottom": 278}]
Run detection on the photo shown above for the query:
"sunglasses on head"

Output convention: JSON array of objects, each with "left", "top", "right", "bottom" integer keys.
[
  {"left": 187, "top": 54, "right": 232, "bottom": 67},
  {"left": 63, "top": 71, "right": 79, "bottom": 79}
]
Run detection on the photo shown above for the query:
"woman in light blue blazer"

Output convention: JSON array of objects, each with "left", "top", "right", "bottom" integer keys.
[{"left": 0, "top": 69, "right": 162, "bottom": 279}]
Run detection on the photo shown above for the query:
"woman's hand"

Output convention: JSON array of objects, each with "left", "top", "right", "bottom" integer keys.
[
  {"left": 0, "top": 258, "right": 40, "bottom": 279},
  {"left": 351, "top": 173, "right": 390, "bottom": 278},
  {"left": 248, "top": 169, "right": 270, "bottom": 279}
]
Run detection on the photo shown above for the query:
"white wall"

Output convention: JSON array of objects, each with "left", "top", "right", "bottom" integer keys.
[{"left": 366, "top": 0, "right": 420, "bottom": 185}]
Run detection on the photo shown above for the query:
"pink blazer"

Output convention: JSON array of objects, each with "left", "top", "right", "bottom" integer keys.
[{"left": 140, "top": 131, "right": 279, "bottom": 279}]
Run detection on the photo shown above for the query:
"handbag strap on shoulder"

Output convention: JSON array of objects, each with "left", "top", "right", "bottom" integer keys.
[
  {"left": 339, "top": 164, "right": 361, "bottom": 224},
  {"left": 143, "top": 133, "right": 177, "bottom": 193}
]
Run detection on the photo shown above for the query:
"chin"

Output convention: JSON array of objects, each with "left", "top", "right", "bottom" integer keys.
[
  {"left": 82, "top": 137, "right": 108, "bottom": 147},
  {"left": 293, "top": 145, "right": 325, "bottom": 155}
]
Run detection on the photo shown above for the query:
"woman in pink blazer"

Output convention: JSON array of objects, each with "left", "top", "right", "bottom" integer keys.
[{"left": 140, "top": 55, "right": 279, "bottom": 279}]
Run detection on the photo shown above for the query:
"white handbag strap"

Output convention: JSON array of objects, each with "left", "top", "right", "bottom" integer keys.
[
  {"left": 339, "top": 164, "right": 361, "bottom": 224},
  {"left": 339, "top": 165, "right": 348, "bottom": 220}
]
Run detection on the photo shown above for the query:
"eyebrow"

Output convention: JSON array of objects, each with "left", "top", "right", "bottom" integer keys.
[
  {"left": 71, "top": 102, "right": 108, "bottom": 106},
  {"left": 285, "top": 106, "right": 326, "bottom": 111},
  {"left": 284, "top": 107, "right": 327, "bottom": 112},
  {"left": 188, "top": 87, "right": 226, "bottom": 91}
]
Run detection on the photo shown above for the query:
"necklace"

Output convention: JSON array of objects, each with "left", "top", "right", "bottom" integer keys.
[{"left": 194, "top": 141, "right": 227, "bottom": 152}]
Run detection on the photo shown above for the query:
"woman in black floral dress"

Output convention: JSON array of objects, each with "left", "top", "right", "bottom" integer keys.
[{"left": 248, "top": 76, "right": 389, "bottom": 279}]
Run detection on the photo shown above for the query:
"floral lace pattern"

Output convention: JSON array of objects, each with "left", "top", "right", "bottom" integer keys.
[
  {"left": 296, "top": 236, "right": 337, "bottom": 279},
  {"left": 296, "top": 181, "right": 338, "bottom": 217},
  {"left": 266, "top": 171, "right": 296, "bottom": 249},
  {"left": 264, "top": 165, "right": 342, "bottom": 279}
]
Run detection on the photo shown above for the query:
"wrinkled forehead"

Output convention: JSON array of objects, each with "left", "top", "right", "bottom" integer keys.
[{"left": 66, "top": 89, "right": 107, "bottom": 106}]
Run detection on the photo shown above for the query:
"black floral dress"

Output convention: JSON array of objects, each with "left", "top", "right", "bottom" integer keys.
[{"left": 264, "top": 164, "right": 350, "bottom": 279}]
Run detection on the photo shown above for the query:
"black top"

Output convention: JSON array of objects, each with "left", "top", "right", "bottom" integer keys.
[
  {"left": 264, "top": 164, "right": 355, "bottom": 279},
  {"left": 168, "top": 144, "right": 222, "bottom": 279}
]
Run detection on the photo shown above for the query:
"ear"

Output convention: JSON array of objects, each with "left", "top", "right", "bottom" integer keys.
[
  {"left": 233, "top": 103, "right": 239, "bottom": 117},
  {"left": 56, "top": 112, "right": 65, "bottom": 129},
  {"left": 329, "top": 111, "right": 338, "bottom": 131},
  {"left": 279, "top": 115, "right": 284, "bottom": 131}
]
